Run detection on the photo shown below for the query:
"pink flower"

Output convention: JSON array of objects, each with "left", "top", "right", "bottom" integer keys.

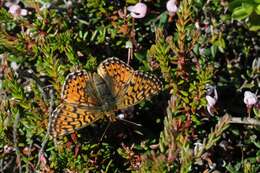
[
  {"left": 7, "top": 4, "right": 28, "bottom": 17},
  {"left": 206, "top": 85, "right": 218, "bottom": 116},
  {"left": 4, "top": 145, "right": 15, "bottom": 153},
  {"left": 199, "top": 47, "right": 206, "bottom": 56},
  {"left": 206, "top": 95, "right": 217, "bottom": 116},
  {"left": 5, "top": 0, "right": 20, "bottom": 7},
  {"left": 39, "top": 153, "right": 47, "bottom": 165},
  {"left": 244, "top": 91, "right": 257, "bottom": 107},
  {"left": 166, "top": 0, "right": 178, "bottom": 16},
  {"left": 127, "top": 2, "right": 147, "bottom": 19}
]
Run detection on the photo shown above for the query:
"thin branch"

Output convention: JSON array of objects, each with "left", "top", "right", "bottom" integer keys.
[
  {"left": 36, "top": 88, "right": 54, "bottom": 170},
  {"left": 2, "top": 157, "right": 15, "bottom": 172},
  {"left": 13, "top": 111, "right": 22, "bottom": 173},
  {"left": 26, "top": 142, "right": 33, "bottom": 172},
  {"left": 18, "top": 69, "right": 55, "bottom": 170},
  {"left": 0, "top": 158, "right": 3, "bottom": 172},
  {"left": 230, "top": 117, "right": 260, "bottom": 126}
]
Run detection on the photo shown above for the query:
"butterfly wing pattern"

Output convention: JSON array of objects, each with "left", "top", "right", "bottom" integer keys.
[
  {"left": 61, "top": 71, "right": 98, "bottom": 105},
  {"left": 97, "top": 57, "right": 134, "bottom": 98},
  {"left": 116, "top": 71, "right": 162, "bottom": 110},
  {"left": 97, "top": 58, "right": 162, "bottom": 110},
  {"left": 50, "top": 71, "right": 104, "bottom": 137},
  {"left": 50, "top": 57, "right": 162, "bottom": 138},
  {"left": 50, "top": 104, "right": 104, "bottom": 137}
]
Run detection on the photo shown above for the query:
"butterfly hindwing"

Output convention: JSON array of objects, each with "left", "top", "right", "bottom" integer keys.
[
  {"left": 50, "top": 104, "right": 104, "bottom": 138},
  {"left": 116, "top": 71, "right": 162, "bottom": 109}
]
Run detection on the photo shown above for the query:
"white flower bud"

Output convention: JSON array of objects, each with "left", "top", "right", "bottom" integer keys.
[
  {"left": 8, "top": 4, "right": 27, "bottom": 17},
  {"left": 244, "top": 91, "right": 257, "bottom": 107},
  {"left": 166, "top": 0, "right": 178, "bottom": 14},
  {"left": 127, "top": 3, "right": 147, "bottom": 19}
]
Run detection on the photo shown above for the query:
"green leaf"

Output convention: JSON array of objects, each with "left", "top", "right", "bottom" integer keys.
[
  {"left": 252, "top": 140, "right": 260, "bottom": 149},
  {"left": 191, "top": 115, "right": 201, "bottom": 125},
  {"left": 159, "top": 13, "right": 168, "bottom": 27},
  {"left": 248, "top": 12, "right": 260, "bottom": 31},
  {"left": 226, "top": 163, "right": 241, "bottom": 173},
  {"left": 232, "top": 4, "right": 254, "bottom": 20},
  {"left": 229, "top": 0, "right": 242, "bottom": 10},
  {"left": 210, "top": 45, "right": 217, "bottom": 58},
  {"left": 193, "top": 44, "right": 200, "bottom": 56},
  {"left": 182, "top": 97, "right": 189, "bottom": 103},
  {"left": 213, "top": 37, "right": 226, "bottom": 53},
  {"left": 249, "top": 24, "right": 260, "bottom": 30},
  {"left": 255, "top": 4, "right": 260, "bottom": 14},
  {"left": 126, "top": 0, "right": 139, "bottom": 4},
  {"left": 180, "top": 90, "right": 189, "bottom": 97}
]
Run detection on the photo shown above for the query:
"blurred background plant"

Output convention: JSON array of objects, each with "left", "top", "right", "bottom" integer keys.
[
  {"left": 0, "top": 0, "right": 259, "bottom": 172},
  {"left": 229, "top": 0, "right": 260, "bottom": 31}
]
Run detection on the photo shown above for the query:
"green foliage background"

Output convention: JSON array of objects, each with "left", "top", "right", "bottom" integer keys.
[{"left": 0, "top": 0, "right": 259, "bottom": 172}]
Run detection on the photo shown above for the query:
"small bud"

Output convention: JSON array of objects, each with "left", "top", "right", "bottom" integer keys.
[
  {"left": 4, "top": 145, "right": 15, "bottom": 153},
  {"left": 5, "top": 0, "right": 20, "bottom": 8},
  {"left": 166, "top": 0, "right": 178, "bottom": 15},
  {"left": 125, "top": 40, "right": 133, "bottom": 49},
  {"left": 11, "top": 61, "right": 19, "bottom": 71},
  {"left": 127, "top": 3, "right": 147, "bottom": 19},
  {"left": 194, "top": 141, "right": 203, "bottom": 156},
  {"left": 206, "top": 95, "right": 217, "bottom": 108},
  {"left": 195, "top": 21, "right": 200, "bottom": 30},
  {"left": 40, "top": 2, "right": 52, "bottom": 11},
  {"left": 205, "top": 85, "right": 218, "bottom": 116},
  {"left": 39, "top": 153, "right": 47, "bottom": 165},
  {"left": 8, "top": 4, "right": 28, "bottom": 17},
  {"left": 244, "top": 91, "right": 257, "bottom": 107}
]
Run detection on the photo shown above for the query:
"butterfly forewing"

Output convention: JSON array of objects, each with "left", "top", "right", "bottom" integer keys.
[
  {"left": 61, "top": 71, "right": 99, "bottom": 106},
  {"left": 97, "top": 57, "right": 134, "bottom": 97},
  {"left": 98, "top": 57, "right": 162, "bottom": 109}
]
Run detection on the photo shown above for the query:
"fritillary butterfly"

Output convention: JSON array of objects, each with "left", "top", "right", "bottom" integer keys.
[{"left": 50, "top": 57, "right": 162, "bottom": 138}]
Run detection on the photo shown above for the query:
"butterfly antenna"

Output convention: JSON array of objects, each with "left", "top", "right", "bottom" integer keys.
[
  {"left": 116, "top": 117, "right": 142, "bottom": 127},
  {"left": 98, "top": 121, "right": 111, "bottom": 143}
]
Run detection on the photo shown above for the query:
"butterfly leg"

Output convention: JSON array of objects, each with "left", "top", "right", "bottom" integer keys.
[
  {"left": 105, "top": 112, "right": 117, "bottom": 122},
  {"left": 97, "top": 112, "right": 117, "bottom": 142},
  {"left": 98, "top": 121, "right": 111, "bottom": 143}
]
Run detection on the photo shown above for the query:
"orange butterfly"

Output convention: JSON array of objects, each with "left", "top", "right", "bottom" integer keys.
[{"left": 50, "top": 57, "right": 162, "bottom": 138}]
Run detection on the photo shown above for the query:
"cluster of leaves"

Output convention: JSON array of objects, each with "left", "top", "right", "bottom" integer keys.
[
  {"left": 0, "top": 0, "right": 259, "bottom": 172},
  {"left": 230, "top": 0, "right": 260, "bottom": 31}
]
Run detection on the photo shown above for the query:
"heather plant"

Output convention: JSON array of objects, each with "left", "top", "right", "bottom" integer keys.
[{"left": 0, "top": 0, "right": 259, "bottom": 173}]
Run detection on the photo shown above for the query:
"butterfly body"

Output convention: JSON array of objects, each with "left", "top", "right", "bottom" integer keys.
[
  {"left": 87, "top": 72, "right": 117, "bottom": 112},
  {"left": 50, "top": 57, "right": 162, "bottom": 138}
]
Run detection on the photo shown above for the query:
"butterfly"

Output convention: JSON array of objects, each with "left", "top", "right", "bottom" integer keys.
[{"left": 50, "top": 57, "right": 162, "bottom": 138}]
